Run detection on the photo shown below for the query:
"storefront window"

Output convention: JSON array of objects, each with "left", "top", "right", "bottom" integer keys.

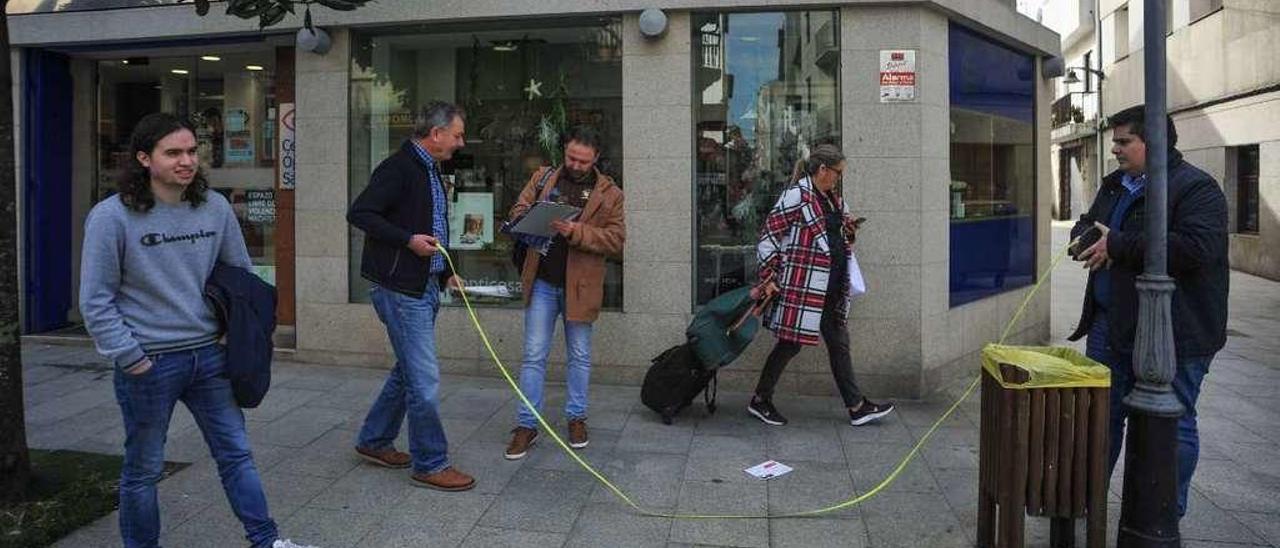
[
  {"left": 692, "top": 11, "right": 840, "bottom": 305},
  {"left": 97, "top": 50, "right": 282, "bottom": 285},
  {"left": 348, "top": 19, "right": 625, "bottom": 307},
  {"left": 948, "top": 24, "right": 1037, "bottom": 307}
]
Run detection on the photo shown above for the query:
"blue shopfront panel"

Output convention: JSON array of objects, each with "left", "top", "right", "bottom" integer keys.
[{"left": 23, "top": 50, "right": 74, "bottom": 333}]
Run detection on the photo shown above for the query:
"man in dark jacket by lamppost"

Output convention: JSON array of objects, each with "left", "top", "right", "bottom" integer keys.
[{"left": 1068, "top": 104, "right": 1229, "bottom": 518}]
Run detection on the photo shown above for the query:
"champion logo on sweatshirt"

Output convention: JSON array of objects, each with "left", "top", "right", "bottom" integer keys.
[{"left": 140, "top": 229, "right": 218, "bottom": 247}]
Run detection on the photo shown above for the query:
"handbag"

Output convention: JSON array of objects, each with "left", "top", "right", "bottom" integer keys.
[
  {"left": 848, "top": 250, "right": 867, "bottom": 298},
  {"left": 510, "top": 167, "right": 557, "bottom": 270}
]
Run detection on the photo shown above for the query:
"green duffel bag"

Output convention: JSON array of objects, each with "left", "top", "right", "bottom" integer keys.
[{"left": 686, "top": 286, "right": 760, "bottom": 370}]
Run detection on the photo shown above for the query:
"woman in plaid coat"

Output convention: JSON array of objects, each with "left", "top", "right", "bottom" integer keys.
[{"left": 747, "top": 144, "right": 895, "bottom": 428}]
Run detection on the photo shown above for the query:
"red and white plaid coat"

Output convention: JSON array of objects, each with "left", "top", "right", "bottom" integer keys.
[{"left": 757, "top": 176, "right": 852, "bottom": 346}]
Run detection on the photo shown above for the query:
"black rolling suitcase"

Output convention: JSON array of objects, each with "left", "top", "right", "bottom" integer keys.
[{"left": 640, "top": 343, "right": 718, "bottom": 424}]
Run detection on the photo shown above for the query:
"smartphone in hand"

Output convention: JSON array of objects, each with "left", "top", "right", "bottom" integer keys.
[
  {"left": 843, "top": 217, "right": 867, "bottom": 243},
  {"left": 1070, "top": 225, "right": 1103, "bottom": 260}
]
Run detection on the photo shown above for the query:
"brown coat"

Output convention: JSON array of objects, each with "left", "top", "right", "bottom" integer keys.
[{"left": 509, "top": 167, "right": 625, "bottom": 322}]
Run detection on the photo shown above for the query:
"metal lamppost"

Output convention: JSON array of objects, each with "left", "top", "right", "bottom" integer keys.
[
  {"left": 1063, "top": 66, "right": 1107, "bottom": 205},
  {"left": 1118, "top": 0, "right": 1182, "bottom": 546}
]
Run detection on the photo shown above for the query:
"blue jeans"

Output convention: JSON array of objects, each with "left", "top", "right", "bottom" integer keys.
[
  {"left": 113, "top": 343, "right": 276, "bottom": 548},
  {"left": 1087, "top": 312, "right": 1212, "bottom": 517},
  {"left": 516, "top": 280, "right": 594, "bottom": 429},
  {"left": 357, "top": 281, "right": 451, "bottom": 474}
]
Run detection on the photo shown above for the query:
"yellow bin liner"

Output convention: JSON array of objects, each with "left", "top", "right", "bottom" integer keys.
[{"left": 982, "top": 344, "right": 1111, "bottom": 389}]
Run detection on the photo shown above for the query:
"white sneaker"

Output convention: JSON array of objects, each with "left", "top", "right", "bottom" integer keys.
[{"left": 273, "top": 540, "right": 318, "bottom": 548}]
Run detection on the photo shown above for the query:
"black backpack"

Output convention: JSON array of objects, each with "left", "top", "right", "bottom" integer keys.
[{"left": 640, "top": 343, "right": 718, "bottom": 425}]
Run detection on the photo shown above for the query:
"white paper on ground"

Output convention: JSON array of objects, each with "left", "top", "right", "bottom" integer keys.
[{"left": 744, "top": 460, "right": 794, "bottom": 480}]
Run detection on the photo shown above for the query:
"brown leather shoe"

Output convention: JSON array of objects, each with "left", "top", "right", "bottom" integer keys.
[
  {"left": 355, "top": 446, "right": 411, "bottom": 469},
  {"left": 410, "top": 467, "right": 475, "bottom": 491},
  {"left": 504, "top": 427, "right": 538, "bottom": 460},
  {"left": 568, "top": 418, "right": 589, "bottom": 449}
]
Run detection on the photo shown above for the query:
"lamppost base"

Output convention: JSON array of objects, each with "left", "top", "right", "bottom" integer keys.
[{"left": 1118, "top": 413, "right": 1181, "bottom": 548}]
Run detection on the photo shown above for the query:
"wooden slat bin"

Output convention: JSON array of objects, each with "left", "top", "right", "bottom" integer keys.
[{"left": 977, "top": 363, "right": 1110, "bottom": 548}]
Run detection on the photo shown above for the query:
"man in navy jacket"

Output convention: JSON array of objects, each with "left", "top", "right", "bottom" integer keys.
[
  {"left": 347, "top": 101, "right": 474, "bottom": 491},
  {"left": 1067, "top": 104, "right": 1229, "bottom": 518}
]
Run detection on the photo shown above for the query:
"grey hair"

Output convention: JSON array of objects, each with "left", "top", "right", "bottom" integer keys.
[
  {"left": 412, "top": 101, "right": 464, "bottom": 139},
  {"left": 789, "top": 143, "right": 845, "bottom": 185}
]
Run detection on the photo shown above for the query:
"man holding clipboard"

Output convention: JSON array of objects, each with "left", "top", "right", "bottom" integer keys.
[{"left": 503, "top": 127, "right": 626, "bottom": 460}]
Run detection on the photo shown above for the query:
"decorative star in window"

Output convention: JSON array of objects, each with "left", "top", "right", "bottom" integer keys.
[{"left": 524, "top": 78, "right": 543, "bottom": 100}]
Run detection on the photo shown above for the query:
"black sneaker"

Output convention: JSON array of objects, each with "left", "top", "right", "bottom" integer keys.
[
  {"left": 747, "top": 398, "right": 788, "bottom": 426},
  {"left": 848, "top": 399, "right": 895, "bottom": 426}
]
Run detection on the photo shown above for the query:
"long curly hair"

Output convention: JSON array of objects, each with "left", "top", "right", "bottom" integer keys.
[{"left": 116, "top": 113, "right": 209, "bottom": 212}]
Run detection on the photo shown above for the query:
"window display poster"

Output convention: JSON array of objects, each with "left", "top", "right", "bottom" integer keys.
[
  {"left": 225, "top": 107, "right": 255, "bottom": 163},
  {"left": 246, "top": 189, "right": 276, "bottom": 224},
  {"left": 879, "top": 49, "right": 917, "bottom": 102},
  {"left": 449, "top": 193, "right": 495, "bottom": 250},
  {"left": 278, "top": 103, "right": 296, "bottom": 190}
]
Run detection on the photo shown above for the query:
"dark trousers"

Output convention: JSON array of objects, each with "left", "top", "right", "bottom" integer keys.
[{"left": 754, "top": 289, "right": 864, "bottom": 408}]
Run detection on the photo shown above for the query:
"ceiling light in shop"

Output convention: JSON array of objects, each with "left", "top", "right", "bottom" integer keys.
[
  {"left": 492, "top": 42, "right": 518, "bottom": 52},
  {"left": 171, "top": 69, "right": 189, "bottom": 75},
  {"left": 245, "top": 65, "right": 265, "bottom": 71},
  {"left": 201, "top": 56, "right": 222, "bottom": 61}
]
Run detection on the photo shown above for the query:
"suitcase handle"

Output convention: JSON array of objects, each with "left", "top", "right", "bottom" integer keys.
[{"left": 728, "top": 292, "right": 775, "bottom": 334}]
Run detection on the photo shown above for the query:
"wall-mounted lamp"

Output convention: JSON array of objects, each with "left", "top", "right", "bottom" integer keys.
[
  {"left": 639, "top": 8, "right": 668, "bottom": 39},
  {"left": 297, "top": 27, "right": 332, "bottom": 55}
]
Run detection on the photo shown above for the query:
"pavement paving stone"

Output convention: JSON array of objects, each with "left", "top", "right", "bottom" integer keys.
[
  {"left": 684, "top": 434, "right": 768, "bottom": 485},
  {"left": 160, "top": 502, "right": 258, "bottom": 548},
  {"left": 279, "top": 507, "right": 383, "bottom": 548},
  {"left": 860, "top": 491, "right": 970, "bottom": 548},
  {"left": 438, "top": 386, "right": 515, "bottom": 419},
  {"left": 477, "top": 468, "right": 595, "bottom": 533},
  {"left": 306, "top": 464, "right": 415, "bottom": 514},
  {"left": 669, "top": 480, "right": 769, "bottom": 548},
  {"left": 763, "top": 422, "right": 847, "bottom": 465},
  {"left": 1236, "top": 512, "right": 1280, "bottom": 547},
  {"left": 845, "top": 442, "right": 941, "bottom": 495},
  {"left": 565, "top": 505, "right": 674, "bottom": 548},
  {"left": 358, "top": 490, "right": 497, "bottom": 547},
  {"left": 587, "top": 451, "right": 688, "bottom": 509},
  {"left": 249, "top": 405, "right": 352, "bottom": 448},
  {"left": 764, "top": 459, "right": 859, "bottom": 519},
  {"left": 1178, "top": 489, "right": 1270, "bottom": 545},
  {"left": 617, "top": 412, "right": 696, "bottom": 455},
  {"left": 768, "top": 517, "right": 870, "bottom": 548},
  {"left": 272, "top": 428, "right": 363, "bottom": 479},
  {"left": 460, "top": 526, "right": 568, "bottom": 548},
  {"left": 242, "top": 387, "right": 327, "bottom": 422}
]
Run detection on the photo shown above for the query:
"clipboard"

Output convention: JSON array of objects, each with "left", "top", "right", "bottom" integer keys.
[{"left": 508, "top": 201, "right": 581, "bottom": 238}]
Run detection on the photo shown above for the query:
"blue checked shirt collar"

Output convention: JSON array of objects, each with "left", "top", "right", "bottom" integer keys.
[
  {"left": 1121, "top": 172, "right": 1147, "bottom": 196},
  {"left": 409, "top": 140, "right": 449, "bottom": 275}
]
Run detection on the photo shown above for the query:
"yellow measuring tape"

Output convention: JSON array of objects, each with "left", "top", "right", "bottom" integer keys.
[{"left": 438, "top": 239, "right": 1079, "bottom": 519}]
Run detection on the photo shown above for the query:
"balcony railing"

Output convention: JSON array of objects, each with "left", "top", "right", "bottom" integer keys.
[{"left": 1051, "top": 92, "right": 1099, "bottom": 129}]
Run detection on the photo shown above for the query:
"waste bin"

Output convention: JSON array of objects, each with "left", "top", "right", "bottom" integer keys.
[{"left": 977, "top": 344, "right": 1111, "bottom": 548}]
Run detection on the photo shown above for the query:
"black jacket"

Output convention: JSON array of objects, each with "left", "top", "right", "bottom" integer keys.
[
  {"left": 348, "top": 140, "right": 455, "bottom": 298},
  {"left": 1067, "top": 149, "right": 1229, "bottom": 359},
  {"left": 205, "top": 263, "right": 276, "bottom": 408}
]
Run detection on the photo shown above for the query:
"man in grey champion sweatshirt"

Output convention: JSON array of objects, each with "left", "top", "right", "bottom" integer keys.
[{"left": 79, "top": 113, "right": 313, "bottom": 548}]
